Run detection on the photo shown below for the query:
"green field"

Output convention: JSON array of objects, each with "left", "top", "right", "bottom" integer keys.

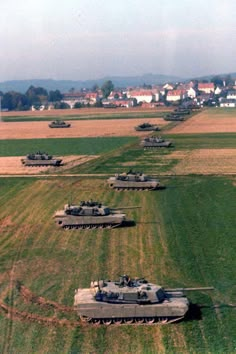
[
  {"left": 0, "top": 176, "right": 235, "bottom": 353},
  {"left": 2, "top": 111, "right": 166, "bottom": 122},
  {"left": 59, "top": 133, "right": 236, "bottom": 175},
  {"left": 0, "top": 137, "right": 137, "bottom": 156}
]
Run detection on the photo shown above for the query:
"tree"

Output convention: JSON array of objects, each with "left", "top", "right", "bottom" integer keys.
[
  {"left": 101, "top": 80, "right": 114, "bottom": 98},
  {"left": 54, "top": 102, "right": 70, "bottom": 109},
  {"left": 74, "top": 102, "right": 83, "bottom": 109},
  {"left": 211, "top": 76, "right": 223, "bottom": 87},
  {"left": 91, "top": 84, "right": 99, "bottom": 92},
  {"left": 49, "top": 90, "right": 63, "bottom": 102}
]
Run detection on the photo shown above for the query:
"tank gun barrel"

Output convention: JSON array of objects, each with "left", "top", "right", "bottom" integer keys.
[
  {"left": 110, "top": 206, "right": 141, "bottom": 210},
  {"left": 165, "top": 287, "right": 214, "bottom": 292}
]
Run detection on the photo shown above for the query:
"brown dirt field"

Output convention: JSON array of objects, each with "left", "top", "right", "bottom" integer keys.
[
  {"left": 0, "top": 118, "right": 167, "bottom": 139},
  {"left": 1, "top": 106, "right": 170, "bottom": 117},
  {"left": 168, "top": 149, "right": 236, "bottom": 174},
  {"left": 169, "top": 110, "right": 236, "bottom": 134},
  {"left": 0, "top": 155, "right": 98, "bottom": 174}
]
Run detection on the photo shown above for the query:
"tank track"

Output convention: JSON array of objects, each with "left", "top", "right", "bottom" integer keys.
[
  {"left": 80, "top": 315, "right": 184, "bottom": 326},
  {"left": 61, "top": 223, "right": 122, "bottom": 230},
  {"left": 112, "top": 187, "right": 156, "bottom": 191}
]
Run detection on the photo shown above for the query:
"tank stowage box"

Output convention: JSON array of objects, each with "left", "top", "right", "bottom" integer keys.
[
  {"left": 135, "top": 123, "right": 160, "bottom": 131},
  {"left": 49, "top": 120, "right": 71, "bottom": 128},
  {"left": 21, "top": 152, "right": 62, "bottom": 166},
  {"left": 74, "top": 275, "right": 214, "bottom": 325},
  {"left": 54, "top": 200, "right": 138, "bottom": 229},
  {"left": 141, "top": 136, "right": 172, "bottom": 148},
  {"left": 107, "top": 170, "right": 164, "bottom": 190}
]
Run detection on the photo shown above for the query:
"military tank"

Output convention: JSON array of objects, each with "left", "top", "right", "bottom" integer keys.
[
  {"left": 54, "top": 200, "right": 138, "bottom": 229},
  {"left": 107, "top": 170, "right": 164, "bottom": 190},
  {"left": 49, "top": 120, "right": 71, "bottom": 128},
  {"left": 21, "top": 151, "right": 62, "bottom": 166},
  {"left": 164, "top": 114, "right": 185, "bottom": 121},
  {"left": 173, "top": 108, "right": 191, "bottom": 115},
  {"left": 135, "top": 122, "right": 160, "bottom": 131},
  {"left": 74, "top": 275, "right": 214, "bottom": 325},
  {"left": 141, "top": 136, "right": 172, "bottom": 148}
]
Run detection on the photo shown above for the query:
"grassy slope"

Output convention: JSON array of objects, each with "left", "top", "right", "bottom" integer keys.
[{"left": 0, "top": 176, "right": 235, "bottom": 353}]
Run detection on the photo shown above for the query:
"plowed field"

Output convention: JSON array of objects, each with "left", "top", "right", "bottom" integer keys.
[
  {"left": 0, "top": 118, "right": 167, "bottom": 139},
  {"left": 169, "top": 110, "right": 236, "bottom": 134}
]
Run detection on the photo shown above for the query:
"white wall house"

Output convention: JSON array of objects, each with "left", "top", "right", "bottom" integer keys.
[
  {"left": 198, "top": 83, "right": 215, "bottom": 94},
  {"left": 226, "top": 91, "right": 236, "bottom": 100},
  {"left": 166, "top": 90, "right": 186, "bottom": 102},
  {"left": 127, "top": 90, "right": 154, "bottom": 103},
  {"left": 187, "top": 87, "right": 196, "bottom": 99},
  {"left": 220, "top": 99, "right": 236, "bottom": 108}
]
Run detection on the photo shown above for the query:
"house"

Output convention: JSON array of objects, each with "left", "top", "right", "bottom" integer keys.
[
  {"left": 127, "top": 90, "right": 154, "bottom": 104},
  {"left": 62, "top": 92, "right": 86, "bottom": 108},
  {"left": 220, "top": 98, "right": 236, "bottom": 108},
  {"left": 163, "top": 83, "right": 174, "bottom": 90},
  {"left": 198, "top": 83, "right": 215, "bottom": 94},
  {"left": 84, "top": 92, "right": 99, "bottom": 104},
  {"left": 102, "top": 98, "right": 135, "bottom": 108},
  {"left": 226, "top": 90, "right": 236, "bottom": 100},
  {"left": 166, "top": 90, "right": 186, "bottom": 102},
  {"left": 215, "top": 86, "right": 222, "bottom": 95}
]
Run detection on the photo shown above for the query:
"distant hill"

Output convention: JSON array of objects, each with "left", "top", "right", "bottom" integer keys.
[{"left": 0, "top": 74, "right": 184, "bottom": 93}]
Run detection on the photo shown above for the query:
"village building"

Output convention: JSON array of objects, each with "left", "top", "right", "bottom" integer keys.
[
  {"left": 226, "top": 90, "right": 236, "bottom": 100},
  {"left": 166, "top": 89, "right": 187, "bottom": 102},
  {"left": 198, "top": 82, "right": 215, "bottom": 94},
  {"left": 220, "top": 98, "right": 236, "bottom": 108},
  {"left": 127, "top": 90, "right": 155, "bottom": 103}
]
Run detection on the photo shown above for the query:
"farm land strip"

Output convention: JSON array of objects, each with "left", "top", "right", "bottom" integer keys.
[
  {"left": 0, "top": 108, "right": 236, "bottom": 352},
  {"left": 0, "top": 177, "right": 235, "bottom": 353},
  {"left": 1, "top": 106, "right": 170, "bottom": 122},
  {"left": 169, "top": 108, "right": 236, "bottom": 134}
]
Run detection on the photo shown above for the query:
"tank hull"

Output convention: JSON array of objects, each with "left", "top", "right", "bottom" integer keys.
[
  {"left": 21, "top": 159, "right": 62, "bottom": 166},
  {"left": 74, "top": 289, "right": 189, "bottom": 325},
  {"left": 107, "top": 178, "right": 162, "bottom": 190},
  {"left": 164, "top": 116, "right": 184, "bottom": 121},
  {"left": 135, "top": 126, "right": 160, "bottom": 131},
  {"left": 54, "top": 213, "right": 127, "bottom": 229},
  {"left": 49, "top": 123, "right": 71, "bottom": 128},
  {"left": 141, "top": 142, "right": 172, "bottom": 148}
]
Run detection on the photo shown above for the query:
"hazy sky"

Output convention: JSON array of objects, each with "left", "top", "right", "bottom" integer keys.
[{"left": 0, "top": 0, "right": 236, "bottom": 81}]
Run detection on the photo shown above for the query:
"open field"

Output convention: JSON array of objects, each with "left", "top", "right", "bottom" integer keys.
[
  {"left": 1, "top": 107, "right": 171, "bottom": 122},
  {"left": 0, "top": 137, "right": 137, "bottom": 157},
  {"left": 169, "top": 108, "right": 236, "bottom": 134},
  {"left": 0, "top": 156, "right": 98, "bottom": 175},
  {"left": 0, "top": 176, "right": 235, "bottom": 353},
  {"left": 0, "top": 118, "right": 168, "bottom": 139},
  {"left": 3, "top": 134, "right": 236, "bottom": 175}
]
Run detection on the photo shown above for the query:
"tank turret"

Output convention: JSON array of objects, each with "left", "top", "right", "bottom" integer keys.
[
  {"left": 21, "top": 151, "right": 62, "bottom": 166},
  {"left": 54, "top": 200, "right": 139, "bottom": 229},
  {"left": 141, "top": 136, "right": 172, "bottom": 148},
  {"left": 135, "top": 123, "right": 160, "bottom": 131},
  {"left": 107, "top": 170, "right": 164, "bottom": 190},
  {"left": 74, "top": 275, "right": 214, "bottom": 325},
  {"left": 49, "top": 120, "right": 71, "bottom": 128}
]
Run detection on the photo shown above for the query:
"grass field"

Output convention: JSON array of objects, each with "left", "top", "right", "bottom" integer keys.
[
  {"left": 0, "top": 176, "right": 235, "bottom": 353},
  {"left": 2, "top": 110, "right": 167, "bottom": 122},
  {"left": 61, "top": 133, "right": 236, "bottom": 175},
  {"left": 0, "top": 137, "right": 137, "bottom": 157}
]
